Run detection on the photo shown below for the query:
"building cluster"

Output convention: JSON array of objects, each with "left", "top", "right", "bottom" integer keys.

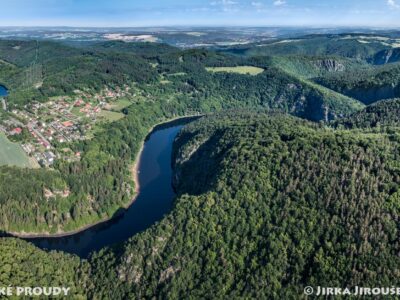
[
  {"left": 0, "top": 118, "right": 23, "bottom": 136},
  {"left": 1, "top": 86, "right": 131, "bottom": 168},
  {"left": 93, "top": 86, "right": 131, "bottom": 101},
  {"left": 2, "top": 98, "right": 82, "bottom": 166}
]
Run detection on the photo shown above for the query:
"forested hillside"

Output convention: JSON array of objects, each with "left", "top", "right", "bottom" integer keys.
[
  {"left": 223, "top": 34, "right": 400, "bottom": 106},
  {"left": 315, "top": 63, "right": 400, "bottom": 104},
  {"left": 335, "top": 98, "right": 400, "bottom": 128},
  {"left": 0, "top": 39, "right": 368, "bottom": 234},
  {"left": 262, "top": 55, "right": 371, "bottom": 79},
  {"left": 371, "top": 48, "right": 400, "bottom": 65},
  {"left": 0, "top": 238, "right": 89, "bottom": 298},
  {"left": 223, "top": 35, "right": 390, "bottom": 59},
  {"left": 0, "top": 39, "right": 362, "bottom": 116},
  {"left": 1, "top": 34, "right": 400, "bottom": 298},
  {"left": 87, "top": 112, "right": 400, "bottom": 298},
  {"left": 3, "top": 110, "right": 400, "bottom": 298}
]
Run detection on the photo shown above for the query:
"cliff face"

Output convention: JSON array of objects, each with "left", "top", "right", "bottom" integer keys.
[
  {"left": 371, "top": 48, "right": 400, "bottom": 65},
  {"left": 334, "top": 98, "right": 400, "bottom": 128},
  {"left": 314, "top": 59, "right": 346, "bottom": 72},
  {"left": 345, "top": 84, "right": 400, "bottom": 105}
]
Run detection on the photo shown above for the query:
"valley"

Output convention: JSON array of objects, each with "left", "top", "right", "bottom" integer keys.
[{"left": 1, "top": 30, "right": 400, "bottom": 298}]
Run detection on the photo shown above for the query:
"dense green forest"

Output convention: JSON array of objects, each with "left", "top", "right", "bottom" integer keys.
[
  {"left": 94, "top": 112, "right": 399, "bottom": 298},
  {"left": 314, "top": 63, "right": 400, "bottom": 104},
  {"left": 334, "top": 98, "right": 400, "bottom": 128},
  {"left": 0, "top": 39, "right": 364, "bottom": 116},
  {"left": 223, "top": 34, "right": 390, "bottom": 59},
  {"left": 223, "top": 34, "right": 400, "bottom": 106},
  {"left": 0, "top": 37, "right": 371, "bottom": 234},
  {"left": 2, "top": 110, "right": 400, "bottom": 298},
  {"left": 0, "top": 238, "right": 89, "bottom": 298},
  {"left": 1, "top": 34, "right": 400, "bottom": 298}
]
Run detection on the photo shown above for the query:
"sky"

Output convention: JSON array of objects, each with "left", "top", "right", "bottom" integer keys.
[{"left": 0, "top": 0, "right": 400, "bottom": 27}]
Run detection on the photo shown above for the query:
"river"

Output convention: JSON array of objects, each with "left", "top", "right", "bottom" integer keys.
[
  {"left": 0, "top": 85, "right": 8, "bottom": 97},
  {"left": 24, "top": 119, "right": 191, "bottom": 258}
]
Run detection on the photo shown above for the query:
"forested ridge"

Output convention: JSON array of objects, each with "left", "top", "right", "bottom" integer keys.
[
  {"left": 223, "top": 34, "right": 389, "bottom": 59},
  {"left": 1, "top": 34, "right": 400, "bottom": 298},
  {"left": 83, "top": 111, "right": 400, "bottom": 298},
  {"left": 0, "top": 238, "right": 89, "bottom": 298},
  {"left": 335, "top": 98, "right": 400, "bottom": 129},
  {"left": 315, "top": 63, "right": 400, "bottom": 104},
  {"left": 224, "top": 34, "right": 400, "bottom": 107},
  {"left": 0, "top": 38, "right": 369, "bottom": 234},
  {"left": 3, "top": 110, "right": 400, "bottom": 298}
]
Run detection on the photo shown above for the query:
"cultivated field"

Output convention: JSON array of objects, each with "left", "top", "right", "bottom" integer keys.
[
  {"left": 206, "top": 66, "right": 264, "bottom": 75},
  {"left": 0, "top": 133, "right": 33, "bottom": 168}
]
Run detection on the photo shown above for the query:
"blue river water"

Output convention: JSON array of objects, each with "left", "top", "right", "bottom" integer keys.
[
  {"left": 0, "top": 85, "right": 8, "bottom": 97},
  {"left": 24, "top": 120, "right": 189, "bottom": 258}
]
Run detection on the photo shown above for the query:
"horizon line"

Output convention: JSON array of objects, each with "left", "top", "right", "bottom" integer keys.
[{"left": 0, "top": 25, "right": 400, "bottom": 29}]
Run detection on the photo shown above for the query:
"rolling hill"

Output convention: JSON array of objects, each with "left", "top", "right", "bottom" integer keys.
[
  {"left": 1, "top": 33, "right": 400, "bottom": 298},
  {"left": 3, "top": 110, "right": 400, "bottom": 298}
]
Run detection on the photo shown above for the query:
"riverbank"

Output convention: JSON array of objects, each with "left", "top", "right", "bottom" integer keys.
[{"left": 8, "top": 114, "right": 201, "bottom": 239}]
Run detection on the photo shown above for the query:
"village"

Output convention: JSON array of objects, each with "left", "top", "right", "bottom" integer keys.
[{"left": 0, "top": 86, "right": 132, "bottom": 167}]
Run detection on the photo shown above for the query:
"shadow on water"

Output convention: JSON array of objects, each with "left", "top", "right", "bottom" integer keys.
[{"left": 17, "top": 117, "right": 199, "bottom": 258}]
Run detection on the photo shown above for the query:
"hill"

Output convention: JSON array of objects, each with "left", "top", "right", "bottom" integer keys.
[
  {"left": 314, "top": 63, "right": 400, "bottom": 104},
  {"left": 3, "top": 111, "right": 400, "bottom": 298},
  {"left": 263, "top": 55, "right": 371, "bottom": 79},
  {"left": 370, "top": 48, "right": 400, "bottom": 65},
  {"left": 87, "top": 111, "right": 400, "bottom": 298},
  {"left": 0, "top": 238, "right": 88, "bottom": 297},
  {"left": 223, "top": 35, "right": 390, "bottom": 59},
  {"left": 335, "top": 98, "right": 400, "bottom": 128},
  {"left": 0, "top": 40, "right": 368, "bottom": 234}
]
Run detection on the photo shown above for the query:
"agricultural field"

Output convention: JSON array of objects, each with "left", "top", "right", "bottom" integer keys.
[
  {"left": 206, "top": 66, "right": 264, "bottom": 75},
  {"left": 0, "top": 133, "right": 35, "bottom": 168}
]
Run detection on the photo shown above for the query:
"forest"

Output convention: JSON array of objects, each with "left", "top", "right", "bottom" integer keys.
[
  {"left": 0, "top": 37, "right": 372, "bottom": 234},
  {"left": 1, "top": 33, "right": 400, "bottom": 298},
  {"left": 3, "top": 107, "right": 400, "bottom": 298}
]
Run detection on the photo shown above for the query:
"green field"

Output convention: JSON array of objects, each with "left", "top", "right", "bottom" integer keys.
[
  {"left": 108, "top": 98, "right": 132, "bottom": 111},
  {"left": 71, "top": 106, "right": 85, "bottom": 117},
  {"left": 0, "top": 133, "right": 33, "bottom": 168},
  {"left": 98, "top": 110, "right": 125, "bottom": 122},
  {"left": 206, "top": 66, "right": 264, "bottom": 75}
]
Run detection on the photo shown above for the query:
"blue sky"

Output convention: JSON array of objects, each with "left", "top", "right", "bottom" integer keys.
[{"left": 0, "top": 0, "right": 399, "bottom": 27}]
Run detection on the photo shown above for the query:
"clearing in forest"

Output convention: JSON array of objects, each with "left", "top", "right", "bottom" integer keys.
[{"left": 206, "top": 66, "right": 264, "bottom": 75}]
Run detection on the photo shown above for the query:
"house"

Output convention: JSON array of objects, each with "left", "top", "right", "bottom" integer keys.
[
  {"left": 62, "top": 121, "right": 74, "bottom": 127},
  {"left": 11, "top": 127, "right": 22, "bottom": 135}
]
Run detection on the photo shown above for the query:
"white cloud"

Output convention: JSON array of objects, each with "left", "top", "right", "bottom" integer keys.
[
  {"left": 223, "top": 0, "right": 237, "bottom": 4},
  {"left": 251, "top": 1, "right": 263, "bottom": 7},
  {"left": 211, "top": 0, "right": 237, "bottom": 5},
  {"left": 388, "top": 0, "right": 400, "bottom": 8},
  {"left": 273, "top": 0, "right": 286, "bottom": 6},
  {"left": 210, "top": 0, "right": 238, "bottom": 12}
]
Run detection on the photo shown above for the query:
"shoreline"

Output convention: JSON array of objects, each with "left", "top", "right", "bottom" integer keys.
[{"left": 8, "top": 114, "right": 201, "bottom": 239}]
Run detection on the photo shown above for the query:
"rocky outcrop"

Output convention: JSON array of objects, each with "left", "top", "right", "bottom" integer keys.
[
  {"left": 314, "top": 59, "right": 345, "bottom": 72},
  {"left": 345, "top": 84, "right": 400, "bottom": 105},
  {"left": 371, "top": 48, "right": 400, "bottom": 65}
]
